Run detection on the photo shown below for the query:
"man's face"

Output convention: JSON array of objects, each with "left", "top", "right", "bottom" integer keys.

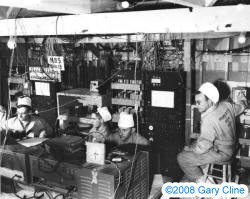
[
  {"left": 92, "top": 113, "right": 102, "bottom": 128},
  {"left": 119, "top": 127, "right": 132, "bottom": 141},
  {"left": 17, "top": 107, "right": 30, "bottom": 121},
  {"left": 195, "top": 93, "right": 211, "bottom": 113}
]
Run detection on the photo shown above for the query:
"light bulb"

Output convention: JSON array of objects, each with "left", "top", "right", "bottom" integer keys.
[
  {"left": 7, "top": 36, "right": 16, "bottom": 49},
  {"left": 121, "top": 1, "right": 129, "bottom": 8},
  {"left": 238, "top": 32, "right": 246, "bottom": 44}
]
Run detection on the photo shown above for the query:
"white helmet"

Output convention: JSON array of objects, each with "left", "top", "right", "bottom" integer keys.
[
  {"left": 198, "top": 82, "right": 219, "bottom": 104},
  {"left": 97, "top": 107, "right": 111, "bottom": 122},
  {"left": 17, "top": 96, "right": 32, "bottom": 108},
  {"left": 118, "top": 112, "right": 134, "bottom": 128}
]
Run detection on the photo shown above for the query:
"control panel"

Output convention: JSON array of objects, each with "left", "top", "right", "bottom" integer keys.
[{"left": 142, "top": 70, "right": 186, "bottom": 177}]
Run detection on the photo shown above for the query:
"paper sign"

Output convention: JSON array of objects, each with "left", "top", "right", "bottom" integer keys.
[
  {"left": 48, "top": 56, "right": 65, "bottom": 71},
  {"left": 35, "top": 82, "right": 50, "bottom": 96},
  {"left": 151, "top": 90, "right": 175, "bottom": 108},
  {"left": 29, "top": 67, "right": 61, "bottom": 82}
]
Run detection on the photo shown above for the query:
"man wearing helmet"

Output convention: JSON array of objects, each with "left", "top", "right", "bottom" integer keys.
[
  {"left": 108, "top": 111, "right": 149, "bottom": 146},
  {"left": 1, "top": 96, "right": 53, "bottom": 138},
  {"left": 177, "top": 82, "right": 247, "bottom": 182},
  {"left": 88, "top": 106, "right": 112, "bottom": 143}
]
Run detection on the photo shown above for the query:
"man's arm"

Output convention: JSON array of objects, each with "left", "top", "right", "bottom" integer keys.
[
  {"left": 33, "top": 118, "right": 53, "bottom": 138},
  {"left": 186, "top": 118, "right": 215, "bottom": 154}
]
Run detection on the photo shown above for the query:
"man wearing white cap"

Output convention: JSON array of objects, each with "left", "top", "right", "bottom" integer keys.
[
  {"left": 108, "top": 112, "right": 149, "bottom": 146},
  {"left": 177, "top": 82, "right": 247, "bottom": 182},
  {"left": 1, "top": 96, "right": 53, "bottom": 138},
  {"left": 88, "top": 107, "right": 112, "bottom": 142}
]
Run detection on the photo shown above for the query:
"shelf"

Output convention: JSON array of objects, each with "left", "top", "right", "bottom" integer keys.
[
  {"left": 111, "top": 83, "right": 141, "bottom": 91},
  {"left": 111, "top": 98, "right": 140, "bottom": 106},
  {"left": 8, "top": 76, "right": 25, "bottom": 84},
  {"left": 57, "top": 88, "right": 111, "bottom": 107},
  {"left": 58, "top": 114, "right": 95, "bottom": 124},
  {"left": 239, "top": 138, "right": 250, "bottom": 145}
]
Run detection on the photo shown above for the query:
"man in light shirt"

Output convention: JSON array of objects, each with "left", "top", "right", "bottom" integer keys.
[
  {"left": 1, "top": 96, "right": 53, "bottom": 138},
  {"left": 108, "top": 112, "right": 149, "bottom": 146},
  {"left": 177, "top": 82, "right": 247, "bottom": 182}
]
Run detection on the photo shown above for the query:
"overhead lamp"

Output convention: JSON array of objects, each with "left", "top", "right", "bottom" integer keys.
[
  {"left": 7, "top": 36, "right": 16, "bottom": 49},
  {"left": 238, "top": 32, "right": 246, "bottom": 44},
  {"left": 121, "top": 1, "right": 130, "bottom": 8}
]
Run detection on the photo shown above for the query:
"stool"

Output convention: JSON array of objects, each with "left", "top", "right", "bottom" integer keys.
[{"left": 203, "top": 161, "right": 232, "bottom": 183}]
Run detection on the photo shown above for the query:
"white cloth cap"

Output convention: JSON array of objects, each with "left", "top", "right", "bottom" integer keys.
[
  {"left": 118, "top": 112, "right": 134, "bottom": 128},
  {"left": 17, "top": 96, "right": 31, "bottom": 107},
  {"left": 198, "top": 82, "right": 219, "bottom": 104},
  {"left": 97, "top": 107, "right": 111, "bottom": 122}
]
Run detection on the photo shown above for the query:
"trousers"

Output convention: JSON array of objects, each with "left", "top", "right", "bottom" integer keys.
[{"left": 177, "top": 149, "right": 231, "bottom": 182}]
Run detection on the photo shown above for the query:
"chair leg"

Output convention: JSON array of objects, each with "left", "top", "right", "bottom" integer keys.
[
  {"left": 203, "top": 164, "right": 210, "bottom": 183},
  {"left": 223, "top": 165, "right": 226, "bottom": 182},
  {"left": 228, "top": 165, "right": 232, "bottom": 182}
]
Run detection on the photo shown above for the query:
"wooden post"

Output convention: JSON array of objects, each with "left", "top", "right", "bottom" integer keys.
[{"left": 184, "top": 39, "right": 192, "bottom": 145}]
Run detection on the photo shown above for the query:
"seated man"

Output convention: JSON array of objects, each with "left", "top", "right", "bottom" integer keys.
[
  {"left": 88, "top": 106, "right": 112, "bottom": 143},
  {"left": 177, "top": 82, "right": 247, "bottom": 182},
  {"left": 1, "top": 96, "right": 53, "bottom": 138},
  {"left": 108, "top": 112, "right": 149, "bottom": 146}
]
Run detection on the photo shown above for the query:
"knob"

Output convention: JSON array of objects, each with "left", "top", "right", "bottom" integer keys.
[{"left": 149, "top": 125, "right": 153, "bottom": 131}]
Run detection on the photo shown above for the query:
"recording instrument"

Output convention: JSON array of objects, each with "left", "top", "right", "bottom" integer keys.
[
  {"left": 86, "top": 142, "right": 105, "bottom": 165},
  {"left": 30, "top": 149, "right": 148, "bottom": 198},
  {"left": 142, "top": 70, "right": 186, "bottom": 177},
  {"left": 44, "top": 135, "right": 84, "bottom": 160},
  {"left": 75, "top": 151, "right": 149, "bottom": 199},
  {"left": 0, "top": 145, "right": 39, "bottom": 184},
  {"left": 1, "top": 143, "right": 149, "bottom": 199}
]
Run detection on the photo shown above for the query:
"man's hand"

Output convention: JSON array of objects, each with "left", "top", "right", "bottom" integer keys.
[{"left": 39, "top": 131, "right": 46, "bottom": 138}]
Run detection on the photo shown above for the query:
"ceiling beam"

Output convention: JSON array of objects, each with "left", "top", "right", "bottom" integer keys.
[
  {"left": 0, "top": 0, "right": 92, "bottom": 14},
  {"left": 6, "top": 7, "right": 21, "bottom": 18},
  {"left": 205, "top": 0, "right": 218, "bottom": 6},
  {"left": 160, "top": 0, "right": 205, "bottom": 7},
  {"left": 0, "top": 32, "right": 240, "bottom": 44},
  {"left": 160, "top": 0, "right": 219, "bottom": 7},
  {"left": 0, "top": 5, "right": 250, "bottom": 36}
]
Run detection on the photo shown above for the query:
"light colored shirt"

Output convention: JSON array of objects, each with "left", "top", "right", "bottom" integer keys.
[
  {"left": 108, "top": 128, "right": 149, "bottom": 146},
  {"left": 88, "top": 124, "right": 110, "bottom": 143},
  {"left": 3, "top": 115, "right": 53, "bottom": 138},
  {"left": 191, "top": 100, "right": 246, "bottom": 155}
]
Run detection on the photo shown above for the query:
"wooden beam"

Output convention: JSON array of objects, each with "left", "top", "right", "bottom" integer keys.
[
  {"left": 76, "top": 32, "right": 240, "bottom": 43},
  {"left": 160, "top": 0, "right": 205, "bottom": 7},
  {"left": 0, "top": 0, "right": 92, "bottom": 14},
  {"left": 90, "top": 0, "right": 119, "bottom": 13},
  {"left": 0, "top": 32, "right": 240, "bottom": 44},
  {"left": 205, "top": 0, "right": 218, "bottom": 6},
  {"left": 6, "top": 7, "right": 21, "bottom": 18},
  {"left": 0, "top": 5, "right": 250, "bottom": 36},
  {"left": 0, "top": 7, "right": 8, "bottom": 19}
]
